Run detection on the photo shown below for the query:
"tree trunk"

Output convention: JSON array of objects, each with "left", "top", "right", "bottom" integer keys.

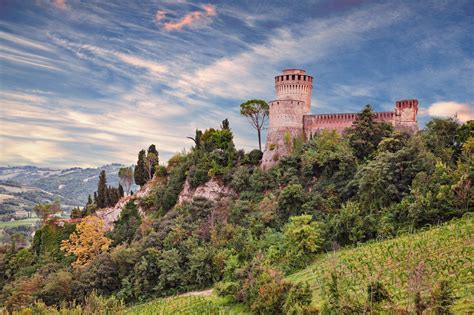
[{"left": 257, "top": 129, "right": 262, "bottom": 151}]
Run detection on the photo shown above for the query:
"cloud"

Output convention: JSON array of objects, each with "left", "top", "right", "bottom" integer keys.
[
  {"left": 155, "top": 10, "right": 166, "bottom": 23},
  {"left": 424, "top": 101, "right": 474, "bottom": 122},
  {"left": 53, "top": 0, "right": 68, "bottom": 10},
  {"left": 1, "top": 139, "right": 68, "bottom": 164},
  {"left": 172, "top": 3, "right": 408, "bottom": 100},
  {"left": 0, "top": 31, "right": 53, "bottom": 52},
  {"left": 114, "top": 52, "right": 168, "bottom": 74},
  {"left": 163, "top": 4, "right": 217, "bottom": 31}
]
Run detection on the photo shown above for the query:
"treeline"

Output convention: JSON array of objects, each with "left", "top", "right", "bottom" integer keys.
[
  {"left": 70, "top": 170, "right": 125, "bottom": 218},
  {"left": 0, "top": 106, "right": 472, "bottom": 314}
]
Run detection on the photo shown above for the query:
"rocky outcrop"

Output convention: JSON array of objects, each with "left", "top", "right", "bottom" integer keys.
[
  {"left": 94, "top": 177, "right": 156, "bottom": 230},
  {"left": 178, "top": 177, "right": 233, "bottom": 204}
]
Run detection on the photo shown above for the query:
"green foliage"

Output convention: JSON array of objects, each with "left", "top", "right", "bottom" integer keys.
[
  {"left": 97, "top": 170, "right": 107, "bottom": 208},
  {"left": 326, "top": 201, "right": 375, "bottom": 246},
  {"left": 277, "top": 184, "right": 306, "bottom": 223},
  {"left": 288, "top": 216, "right": 473, "bottom": 313},
  {"left": 247, "top": 149, "right": 263, "bottom": 165},
  {"left": 302, "top": 130, "right": 357, "bottom": 189},
  {"left": 422, "top": 117, "right": 460, "bottom": 163},
  {"left": 109, "top": 201, "right": 141, "bottom": 246},
  {"left": 240, "top": 99, "right": 269, "bottom": 151},
  {"left": 354, "top": 135, "right": 436, "bottom": 210},
  {"left": 31, "top": 223, "right": 76, "bottom": 261},
  {"left": 346, "top": 104, "right": 393, "bottom": 160},
  {"left": 134, "top": 149, "right": 147, "bottom": 187},
  {"left": 283, "top": 215, "right": 323, "bottom": 270}
]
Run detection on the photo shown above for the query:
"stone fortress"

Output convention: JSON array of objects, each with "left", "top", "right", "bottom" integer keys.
[{"left": 261, "top": 69, "right": 419, "bottom": 169}]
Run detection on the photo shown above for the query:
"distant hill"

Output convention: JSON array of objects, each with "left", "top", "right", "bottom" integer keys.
[{"left": 0, "top": 164, "right": 135, "bottom": 219}]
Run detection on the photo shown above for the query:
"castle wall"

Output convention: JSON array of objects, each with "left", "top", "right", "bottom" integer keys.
[
  {"left": 303, "top": 111, "right": 396, "bottom": 137},
  {"left": 261, "top": 69, "right": 419, "bottom": 169}
]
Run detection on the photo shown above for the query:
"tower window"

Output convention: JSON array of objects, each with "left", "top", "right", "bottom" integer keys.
[
  {"left": 286, "top": 75, "right": 289, "bottom": 80},
  {"left": 292, "top": 75, "right": 295, "bottom": 80}
]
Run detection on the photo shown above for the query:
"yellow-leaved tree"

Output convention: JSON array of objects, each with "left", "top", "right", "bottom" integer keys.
[{"left": 60, "top": 216, "right": 111, "bottom": 267}]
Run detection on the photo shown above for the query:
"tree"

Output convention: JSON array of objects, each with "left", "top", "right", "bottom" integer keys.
[
  {"left": 145, "top": 152, "right": 159, "bottom": 181},
  {"left": 240, "top": 99, "right": 269, "bottom": 151},
  {"left": 277, "top": 184, "right": 306, "bottom": 223},
  {"left": 346, "top": 105, "right": 393, "bottom": 160},
  {"left": 118, "top": 167, "right": 133, "bottom": 196},
  {"left": 33, "top": 201, "right": 61, "bottom": 224},
  {"left": 134, "top": 149, "right": 147, "bottom": 187},
  {"left": 60, "top": 216, "right": 111, "bottom": 267},
  {"left": 96, "top": 170, "right": 107, "bottom": 209},
  {"left": 109, "top": 201, "right": 141, "bottom": 246},
  {"left": 147, "top": 145, "right": 160, "bottom": 179},
  {"left": 283, "top": 215, "right": 323, "bottom": 268}
]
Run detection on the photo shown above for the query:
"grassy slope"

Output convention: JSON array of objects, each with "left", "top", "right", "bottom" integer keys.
[
  {"left": 0, "top": 218, "right": 38, "bottom": 228},
  {"left": 125, "top": 215, "right": 473, "bottom": 314},
  {"left": 287, "top": 215, "right": 473, "bottom": 312}
]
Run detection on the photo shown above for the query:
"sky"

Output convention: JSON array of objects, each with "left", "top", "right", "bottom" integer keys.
[{"left": 0, "top": 0, "right": 473, "bottom": 168}]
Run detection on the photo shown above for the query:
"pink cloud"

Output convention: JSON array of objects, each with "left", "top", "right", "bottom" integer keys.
[
  {"left": 155, "top": 10, "right": 166, "bottom": 23},
  {"left": 52, "top": 0, "right": 68, "bottom": 10},
  {"left": 163, "top": 4, "right": 216, "bottom": 31},
  {"left": 424, "top": 101, "right": 474, "bottom": 123}
]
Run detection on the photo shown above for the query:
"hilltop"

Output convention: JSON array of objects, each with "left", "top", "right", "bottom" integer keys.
[{"left": 0, "top": 113, "right": 472, "bottom": 314}]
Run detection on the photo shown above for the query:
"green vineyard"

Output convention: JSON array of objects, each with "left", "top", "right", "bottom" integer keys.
[
  {"left": 126, "top": 295, "right": 247, "bottom": 315},
  {"left": 287, "top": 214, "right": 474, "bottom": 312}
]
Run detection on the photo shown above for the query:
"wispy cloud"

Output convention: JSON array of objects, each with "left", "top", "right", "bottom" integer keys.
[{"left": 162, "top": 4, "right": 217, "bottom": 31}]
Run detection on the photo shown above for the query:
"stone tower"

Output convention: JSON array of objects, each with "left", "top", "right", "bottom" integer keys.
[
  {"left": 394, "top": 99, "right": 419, "bottom": 132},
  {"left": 261, "top": 69, "right": 313, "bottom": 169}
]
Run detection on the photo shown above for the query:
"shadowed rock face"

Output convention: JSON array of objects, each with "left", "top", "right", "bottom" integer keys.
[{"left": 262, "top": 69, "right": 418, "bottom": 169}]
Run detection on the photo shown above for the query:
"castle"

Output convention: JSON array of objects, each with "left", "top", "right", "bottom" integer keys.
[{"left": 261, "top": 69, "right": 419, "bottom": 169}]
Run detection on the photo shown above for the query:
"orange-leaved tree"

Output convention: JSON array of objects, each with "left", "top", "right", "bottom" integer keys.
[{"left": 60, "top": 216, "right": 111, "bottom": 267}]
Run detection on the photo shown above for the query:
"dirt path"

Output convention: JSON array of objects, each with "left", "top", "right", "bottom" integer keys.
[{"left": 179, "top": 289, "right": 213, "bottom": 297}]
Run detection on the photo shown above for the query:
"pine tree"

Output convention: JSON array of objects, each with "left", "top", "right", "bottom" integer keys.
[
  {"left": 87, "top": 194, "right": 92, "bottom": 205},
  {"left": 97, "top": 170, "right": 107, "bottom": 208},
  {"left": 93, "top": 192, "right": 98, "bottom": 205},
  {"left": 134, "top": 149, "right": 147, "bottom": 187}
]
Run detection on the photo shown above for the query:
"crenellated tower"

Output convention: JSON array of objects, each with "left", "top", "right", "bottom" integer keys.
[
  {"left": 260, "top": 68, "right": 418, "bottom": 170},
  {"left": 261, "top": 69, "right": 313, "bottom": 169},
  {"left": 394, "top": 99, "right": 418, "bottom": 132}
]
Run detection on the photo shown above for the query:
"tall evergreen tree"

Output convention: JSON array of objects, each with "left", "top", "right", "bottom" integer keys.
[
  {"left": 118, "top": 184, "right": 124, "bottom": 198},
  {"left": 147, "top": 144, "right": 160, "bottom": 179},
  {"left": 134, "top": 149, "right": 147, "bottom": 187},
  {"left": 97, "top": 170, "right": 107, "bottom": 208}
]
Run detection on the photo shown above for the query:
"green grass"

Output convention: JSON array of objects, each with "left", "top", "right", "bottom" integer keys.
[
  {"left": 287, "top": 214, "right": 474, "bottom": 312},
  {"left": 126, "top": 295, "right": 249, "bottom": 315},
  {"left": 0, "top": 218, "right": 38, "bottom": 228}
]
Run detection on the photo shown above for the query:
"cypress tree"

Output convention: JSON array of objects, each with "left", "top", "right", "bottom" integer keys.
[
  {"left": 147, "top": 144, "right": 159, "bottom": 179},
  {"left": 134, "top": 149, "right": 147, "bottom": 187},
  {"left": 118, "top": 184, "right": 124, "bottom": 197},
  {"left": 97, "top": 170, "right": 107, "bottom": 208},
  {"left": 93, "top": 192, "right": 98, "bottom": 205}
]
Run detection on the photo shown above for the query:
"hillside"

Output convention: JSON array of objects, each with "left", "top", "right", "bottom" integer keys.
[
  {"left": 0, "top": 164, "right": 134, "bottom": 219},
  {"left": 0, "top": 116, "right": 471, "bottom": 314},
  {"left": 287, "top": 215, "right": 474, "bottom": 313},
  {"left": 125, "top": 216, "right": 473, "bottom": 314}
]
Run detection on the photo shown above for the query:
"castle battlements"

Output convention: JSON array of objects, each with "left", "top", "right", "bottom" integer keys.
[{"left": 261, "top": 69, "right": 419, "bottom": 169}]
